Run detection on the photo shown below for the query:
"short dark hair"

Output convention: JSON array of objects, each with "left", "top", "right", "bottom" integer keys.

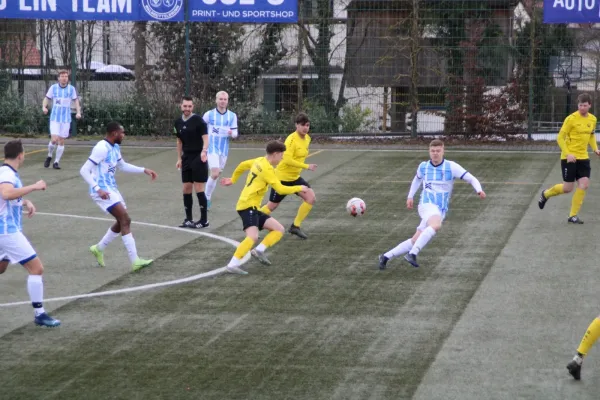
[
  {"left": 4, "top": 140, "right": 24, "bottom": 160},
  {"left": 578, "top": 93, "right": 592, "bottom": 105},
  {"left": 266, "top": 140, "right": 286, "bottom": 154},
  {"left": 182, "top": 96, "right": 193, "bottom": 103},
  {"left": 429, "top": 139, "right": 444, "bottom": 148},
  {"left": 295, "top": 112, "right": 310, "bottom": 125},
  {"left": 106, "top": 121, "right": 123, "bottom": 134}
]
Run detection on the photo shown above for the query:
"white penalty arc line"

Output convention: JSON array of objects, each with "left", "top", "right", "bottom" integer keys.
[{"left": 0, "top": 212, "right": 249, "bottom": 308}]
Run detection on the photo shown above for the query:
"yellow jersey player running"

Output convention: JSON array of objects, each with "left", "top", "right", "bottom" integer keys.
[
  {"left": 220, "top": 141, "right": 308, "bottom": 275},
  {"left": 539, "top": 92, "right": 600, "bottom": 223},
  {"left": 259, "top": 113, "right": 317, "bottom": 239}
]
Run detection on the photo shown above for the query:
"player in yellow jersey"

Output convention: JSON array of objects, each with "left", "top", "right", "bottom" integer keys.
[
  {"left": 259, "top": 113, "right": 317, "bottom": 239},
  {"left": 220, "top": 141, "right": 308, "bottom": 274},
  {"left": 539, "top": 93, "right": 600, "bottom": 223}
]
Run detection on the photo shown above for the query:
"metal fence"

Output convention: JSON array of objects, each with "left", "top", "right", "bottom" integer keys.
[{"left": 0, "top": 1, "right": 595, "bottom": 139}]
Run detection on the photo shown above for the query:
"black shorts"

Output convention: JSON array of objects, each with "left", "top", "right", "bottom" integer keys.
[
  {"left": 237, "top": 207, "right": 271, "bottom": 231},
  {"left": 561, "top": 159, "right": 591, "bottom": 182},
  {"left": 181, "top": 151, "right": 208, "bottom": 183},
  {"left": 269, "top": 177, "right": 310, "bottom": 203}
]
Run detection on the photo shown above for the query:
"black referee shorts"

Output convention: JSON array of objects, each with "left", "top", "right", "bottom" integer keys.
[
  {"left": 561, "top": 159, "right": 591, "bottom": 183},
  {"left": 237, "top": 207, "right": 271, "bottom": 231},
  {"left": 181, "top": 151, "right": 208, "bottom": 183},
  {"left": 268, "top": 177, "right": 310, "bottom": 203}
]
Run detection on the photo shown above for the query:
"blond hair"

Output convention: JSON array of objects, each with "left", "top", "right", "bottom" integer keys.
[{"left": 215, "top": 91, "right": 229, "bottom": 99}]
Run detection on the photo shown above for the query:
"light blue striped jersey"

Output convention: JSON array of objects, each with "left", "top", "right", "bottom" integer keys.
[
  {"left": 416, "top": 159, "right": 469, "bottom": 212},
  {"left": 86, "top": 139, "right": 122, "bottom": 194},
  {"left": 46, "top": 83, "right": 78, "bottom": 123},
  {"left": 0, "top": 164, "right": 23, "bottom": 234},
  {"left": 202, "top": 108, "right": 238, "bottom": 156}
]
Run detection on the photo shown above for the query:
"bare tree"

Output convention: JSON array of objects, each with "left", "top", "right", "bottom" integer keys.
[{"left": 132, "top": 22, "right": 148, "bottom": 96}]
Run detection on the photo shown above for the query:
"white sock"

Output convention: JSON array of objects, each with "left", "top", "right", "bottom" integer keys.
[
  {"left": 121, "top": 233, "right": 139, "bottom": 263},
  {"left": 255, "top": 243, "right": 267, "bottom": 253},
  {"left": 55, "top": 145, "right": 65, "bottom": 163},
  {"left": 410, "top": 226, "right": 437, "bottom": 256},
  {"left": 27, "top": 275, "right": 45, "bottom": 316},
  {"left": 47, "top": 141, "right": 55, "bottom": 157},
  {"left": 97, "top": 228, "right": 119, "bottom": 251},
  {"left": 227, "top": 256, "right": 241, "bottom": 268},
  {"left": 206, "top": 177, "right": 218, "bottom": 200},
  {"left": 384, "top": 239, "right": 413, "bottom": 259}
]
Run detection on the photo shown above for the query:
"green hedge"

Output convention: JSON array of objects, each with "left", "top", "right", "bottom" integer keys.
[{"left": 0, "top": 92, "right": 376, "bottom": 137}]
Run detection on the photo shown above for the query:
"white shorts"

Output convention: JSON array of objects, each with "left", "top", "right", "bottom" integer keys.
[
  {"left": 0, "top": 232, "right": 37, "bottom": 265},
  {"left": 416, "top": 203, "right": 446, "bottom": 231},
  {"left": 50, "top": 121, "right": 71, "bottom": 138},
  {"left": 91, "top": 189, "right": 127, "bottom": 214},
  {"left": 207, "top": 153, "right": 227, "bottom": 171}
]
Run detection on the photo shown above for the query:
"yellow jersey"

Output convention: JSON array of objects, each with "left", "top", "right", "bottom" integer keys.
[
  {"left": 232, "top": 157, "right": 303, "bottom": 211},
  {"left": 557, "top": 111, "right": 598, "bottom": 160},
  {"left": 275, "top": 131, "right": 311, "bottom": 181}
]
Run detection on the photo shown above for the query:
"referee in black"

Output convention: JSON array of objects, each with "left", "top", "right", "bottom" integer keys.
[{"left": 175, "top": 96, "right": 210, "bottom": 228}]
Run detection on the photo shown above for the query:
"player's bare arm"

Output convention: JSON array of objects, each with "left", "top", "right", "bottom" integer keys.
[
  {"left": 74, "top": 98, "right": 82, "bottom": 119},
  {"left": 0, "top": 180, "right": 46, "bottom": 200},
  {"left": 23, "top": 199, "right": 36, "bottom": 218},
  {"left": 42, "top": 97, "right": 49, "bottom": 114}
]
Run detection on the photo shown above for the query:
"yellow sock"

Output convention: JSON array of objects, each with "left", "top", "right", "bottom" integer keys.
[
  {"left": 233, "top": 237, "right": 255, "bottom": 260},
  {"left": 570, "top": 188, "right": 586, "bottom": 217},
  {"left": 260, "top": 230, "right": 283, "bottom": 249},
  {"left": 577, "top": 318, "right": 600, "bottom": 355},
  {"left": 259, "top": 205, "right": 272, "bottom": 215},
  {"left": 544, "top": 184, "right": 564, "bottom": 198},
  {"left": 293, "top": 202, "right": 313, "bottom": 227}
]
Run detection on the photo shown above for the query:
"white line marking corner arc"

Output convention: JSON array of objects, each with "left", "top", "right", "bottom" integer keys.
[{"left": 0, "top": 212, "right": 249, "bottom": 308}]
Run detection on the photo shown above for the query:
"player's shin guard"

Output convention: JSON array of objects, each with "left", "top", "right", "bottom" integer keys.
[
  {"left": 196, "top": 192, "right": 208, "bottom": 223},
  {"left": 233, "top": 237, "right": 255, "bottom": 260},
  {"left": 409, "top": 226, "right": 436, "bottom": 256},
  {"left": 544, "top": 184, "right": 565, "bottom": 198},
  {"left": 385, "top": 239, "right": 413, "bottom": 259},
  {"left": 55, "top": 145, "right": 65, "bottom": 163},
  {"left": 570, "top": 188, "right": 586, "bottom": 217},
  {"left": 205, "top": 177, "right": 217, "bottom": 200},
  {"left": 293, "top": 202, "right": 313, "bottom": 227},
  {"left": 47, "top": 141, "right": 55, "bottom": 157},
  {"left": 577, "top": 318, "right": 600, "bottom": 356},
  {"left": 183, "top": 193, "right": 193, "bottom": 220},
  {"left": 259, "top": 230, "right": 283, "bottom": 250},
  {"left": 27, "top": 275, "right": 45, "bottom": 316},
  {"left": 259, "top": 205, "right": 272, "bottom": 215}
]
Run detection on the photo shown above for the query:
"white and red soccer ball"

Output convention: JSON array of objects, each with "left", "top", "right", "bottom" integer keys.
[{"left": 346, "top": 197, "right": 366, "bottom": 217}]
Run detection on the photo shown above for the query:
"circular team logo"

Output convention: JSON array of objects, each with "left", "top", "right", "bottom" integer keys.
[{"left": 142, "top": 0, "right": 183, "bottom": 20}]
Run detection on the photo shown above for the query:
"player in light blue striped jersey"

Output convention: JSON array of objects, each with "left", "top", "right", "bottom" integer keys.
[
  {"left": 0, "top": 140, "right": 61, "bottom": 327},
  {"left": 203, "top": 91, "right": 238, "bottom": 208},
  {"left": 80, "top": 122, "right": 157, "bottom": 272},
  {"left": 42, "top": 70, "right": 81, "bottom": 170},
  {"left": 378, "top": 139, "right": 486, "bottom": 269}
]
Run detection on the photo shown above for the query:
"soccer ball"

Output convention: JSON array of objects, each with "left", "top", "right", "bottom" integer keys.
[{"left": 346, "top": 197, "right": 366, "bottom": 217}]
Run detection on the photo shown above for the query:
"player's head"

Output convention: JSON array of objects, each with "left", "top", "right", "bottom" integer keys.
[
  {"left": 57, "top": 70, "right": 69, "bottom": 86},
  {"left": 216, "top": 91, "right": 229, "bottom": 110},
  {"left": 265, "top": 140, "right": 287, "bottom": 165},
  {"left": 578, "top": 93, "right": 592, "bottom": 116},
  {"left": 295, "top": 113, "right": 310, "bottom": 135},
  {"left": 4, "top": 140, "right": 25, "bottom": 167},
  {"left": 106, "top": 121, "right": 125, "bottom": 144},
  {"left": 181, "top": 96, "right": 194, "bottom": 117},
  {"left": 429, "top": 139, "right": 444, "bottom": 164}
]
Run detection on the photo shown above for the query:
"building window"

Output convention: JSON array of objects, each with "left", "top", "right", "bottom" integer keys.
[{"left": 263, "top": 78, "right": 310, "bottom": 113}]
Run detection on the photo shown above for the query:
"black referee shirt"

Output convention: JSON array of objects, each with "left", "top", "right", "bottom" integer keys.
[{"left": 174, "top": 114, "right": 208, "bottom": 152}]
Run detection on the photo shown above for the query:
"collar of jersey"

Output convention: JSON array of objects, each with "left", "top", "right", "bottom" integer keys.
[
  {"left": 429, "top": 158, "right": 445, "bottom": 167},
  {"left": 1, "top": 163, "right": 17, "bottom": 173},
  {"left": 103, "top": 138, "right": 115, "bottom": 147},
  {"left": 216, "top": 108, "right": 228, "bottom": 115},
  {"left": 181, "top": 113, "right": 196, "bottom": 121}
]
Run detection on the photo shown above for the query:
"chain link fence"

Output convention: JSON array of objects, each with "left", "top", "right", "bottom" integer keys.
[{"left": 0, "top": 1, "right": 594, "bottom": 141}]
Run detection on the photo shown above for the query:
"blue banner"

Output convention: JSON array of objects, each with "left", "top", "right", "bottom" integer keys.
[
  {"left": 0, "top": 0, "right": 184, "bottom": 21},
  {"left": 0, "top": 0, "right": 297, "bottom": 22},
  {"left": 544, "top": 0, "right": 600, "bottom": 23},
  {"left": 189, "top": 0, "right": 297, "bottom": 23}
]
